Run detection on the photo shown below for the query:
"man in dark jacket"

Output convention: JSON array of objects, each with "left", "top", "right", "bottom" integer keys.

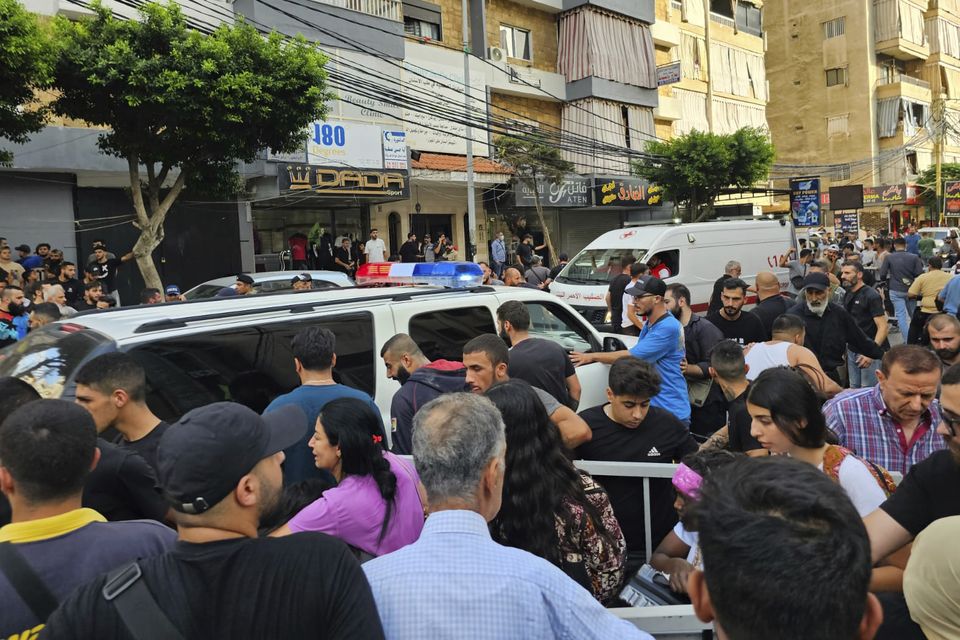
[
  {"left": 787, "top": 273, "right": 884, "bottom": 383},
  {"left": 380, "top": 333, "right": 466, "bottom": 454},
  {"left": 751, "top": 271, "right": 789, "bottom": 340}
]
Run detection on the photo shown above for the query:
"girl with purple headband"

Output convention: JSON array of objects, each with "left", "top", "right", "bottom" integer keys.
[{"left": 650, "top": 449, "right": 741, "bottom": 594}]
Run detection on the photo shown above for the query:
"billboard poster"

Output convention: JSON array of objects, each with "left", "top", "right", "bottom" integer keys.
[
  {"left": 789, "top": 177, "right": 821, "bottom": 226},
  {"left": 945, "top": 180, "right": 960, "bottom": 214}
]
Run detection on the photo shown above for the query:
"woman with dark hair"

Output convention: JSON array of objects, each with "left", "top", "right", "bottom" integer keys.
[
  {"left": 650, "top": 449, "right": 741, "bottom": 594},
  {"left": 747, "top": 367, "right": 894, "bottom": 517},
  {"left": 484, "top": 380, "right": 626, "bottom": 604},
  {"left": 272, "top": 397, "right": 424, "bottom": 557}
]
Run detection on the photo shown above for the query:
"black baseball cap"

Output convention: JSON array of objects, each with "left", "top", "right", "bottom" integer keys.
[
  {"left": 14, "top": 244, "right": 30, "bottom": 253},
  {"left": 626, "top": 276, "right": 667, "bottom": 297},
  {"left": 236, "top": 273, "right": 255, "bottom": 285},
  {"left": 290, "top": 272, "right": 312, "bottom": 284},
  {"left": 801, "top": 272, "right": 831, "bottom": 291},
  {"left": 157, "top": 403, "right": 306, "bottom": 514}
]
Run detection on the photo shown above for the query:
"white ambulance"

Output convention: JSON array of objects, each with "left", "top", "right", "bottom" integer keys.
[{"left": 551, "top": 219, "right": 795, "bottom": 326}]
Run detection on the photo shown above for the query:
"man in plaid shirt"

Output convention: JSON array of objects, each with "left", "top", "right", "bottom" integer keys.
[{"left": 824, "top": 345, "right": 945, "bottom": 476}]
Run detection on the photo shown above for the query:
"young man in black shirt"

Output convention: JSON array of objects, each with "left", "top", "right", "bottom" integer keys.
[
  {"left": 706, "top": 277, "right": 766, "bottom": 346},
  {"left": 701, "top": 340, "right": 766, "bottom": 456},
  {"left": 399, "top": 232, "right": 420, "bottom": 263},
  {"left": 74, "top": 352, "right": 169, "bottom": 473},
  {"left": 333, "top": 238, "right": 356, "bottom": 276},
  {"left": 865, "top": 363, "right": 960, "bottom": 563},
  {"left": 606, "top": 255, "right": 636, "bottom": 334},
  {"left": 86, "top": 242, "right": 133, "bottom": 304},
  {"left": 42, "top": 402, "right": 385, "bottom": 640},
  {"left": 840, "top": 261, "right": 889, "bottom": 389},
  {"left": 497, "top": 301, "right": 580, "bottom": 409},
  {"left": 57, "top": 261, "right": 82, "bottom": 306},
  {"left": 576, "top": 357, "right": 698, "bottom": 571}
]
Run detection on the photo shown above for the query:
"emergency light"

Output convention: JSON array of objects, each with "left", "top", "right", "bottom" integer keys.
[{"left": 356, "top": 262, "right": 484, "bottom": 288}]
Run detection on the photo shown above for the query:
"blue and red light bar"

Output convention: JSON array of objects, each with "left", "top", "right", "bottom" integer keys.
[{"left": 356, "top": 262, "right": 484, "bottom": 288}]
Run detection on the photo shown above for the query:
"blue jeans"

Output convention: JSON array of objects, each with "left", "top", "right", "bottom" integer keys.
[
  {"left": 889, "top": 289, "right": 914, "bottom": 334},
  {"left": 847, "top": 348, "right": 881, "bottom": 388}
]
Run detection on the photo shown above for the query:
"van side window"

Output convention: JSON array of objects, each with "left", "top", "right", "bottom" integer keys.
[
  {"left": 126, "top": 313, "right": 375, "bottom": 422},
  {"left": 650, "top": 249, "right": 680, "bottom": 278},
  {"left": 523, "top": 302, "right": 598, "bottom": 353},
  {"left": 409, "top": 306, "right": 496, "bottom": 362}
]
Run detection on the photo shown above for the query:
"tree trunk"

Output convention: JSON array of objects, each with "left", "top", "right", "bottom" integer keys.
[
  {"left": 694, "top": 199, "right": 714, "bottom": 223},
  {"left": 132, "top": 223, "right": 164, "bottom": 291},
  {"left": 531, "top": 184, "right": 558, "bottom": 266}
]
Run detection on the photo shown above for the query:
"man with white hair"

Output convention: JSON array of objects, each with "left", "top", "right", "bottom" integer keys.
[
  {"left": 44, "top": 284, "right": 76, "bottom": 317},
  {"left": 708, "top": 260, "right": 741, "bottom": 314},
  {"left": 362, "top": 393, "right": 653, "bottom": 640}
]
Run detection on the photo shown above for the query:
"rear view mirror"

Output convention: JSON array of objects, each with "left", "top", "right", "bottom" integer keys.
[{"left": 604, "top": 336, "right": 626, "bottom": 352}]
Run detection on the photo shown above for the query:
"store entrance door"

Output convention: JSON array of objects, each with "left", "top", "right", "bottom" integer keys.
[{"left": 410, "top": 214, "right": 453, "bottom": 246}]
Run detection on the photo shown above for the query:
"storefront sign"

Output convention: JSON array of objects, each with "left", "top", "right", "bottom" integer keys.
[
  {"left": 862, "top": 184, "right": 908, "bottom": 206},
  {"left": 593, "top": 176, "right": 664, "bottom": 207},
  {"left": 382, "top": 130, "right": 408, "bottom": 169},
  {"left": 307, "top": 121, "right": 384, "bottom": 169},
  {"left": 279, "top": 165, "right": 410, "bottom": 198},
  {"left": 945, "top": 181, "right": 960, "bottom": 214},
  {"left": 515, "top": 176, "right": 591, "bottom": 207},
  {"left": 656, "top": 61, "right": 682, "bottom": 86},
  {"left": 789, "top": 177, "right": 821, "bottom": 227},
  {"left": 834, "top": 212, "right": 859, "bottom": 234}
]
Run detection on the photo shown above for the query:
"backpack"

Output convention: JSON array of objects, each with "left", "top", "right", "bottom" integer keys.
[{"left": 822, "top": 444, "right": 897, "bottom": 497}]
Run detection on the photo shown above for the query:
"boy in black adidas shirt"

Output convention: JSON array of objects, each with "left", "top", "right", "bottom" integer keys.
[{"left": 576, "top": 357, "right": 698, "bottom": 572}]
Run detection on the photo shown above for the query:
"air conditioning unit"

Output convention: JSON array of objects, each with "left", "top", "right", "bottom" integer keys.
[{"left": 488, "top": 46, "right": 506, "bottom": 62}]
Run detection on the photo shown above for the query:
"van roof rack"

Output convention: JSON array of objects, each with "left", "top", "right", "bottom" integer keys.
[{"left": 132, "top": 285, "right": 495, "bottom": 334}]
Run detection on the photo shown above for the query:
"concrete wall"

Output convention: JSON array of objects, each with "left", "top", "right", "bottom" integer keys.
[
  {"left": 490, "top": 92, "right": 563, "bottom": 129},
  {"left": 0, "top": 173, "right": 79, "bottom": 264},
  {"left": 563, "top": 0, "right": 655, "bottom": 24},
  {"left": 486, "top": 0, "right": 560, "bottom": 72}
]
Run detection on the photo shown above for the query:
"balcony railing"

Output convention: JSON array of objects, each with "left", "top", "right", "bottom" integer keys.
[
  {"left": 876, "top": 73, "right": 931, "bottom": 88},
  {"left": 316, "top": 0, "right": 402, "bottom": 21}
]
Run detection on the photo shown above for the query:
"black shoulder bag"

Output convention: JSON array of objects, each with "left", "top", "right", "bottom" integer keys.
[
  {"left": 0, "top": 541, "right": 59, "bottom": 622},
  {"left": 101, "top": 562, "right": 186, "bottom": 640}
]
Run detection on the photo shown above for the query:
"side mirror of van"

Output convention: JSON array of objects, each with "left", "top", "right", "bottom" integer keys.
[{"left": 603, "top": 336, "right": 626, "bottom": 352}]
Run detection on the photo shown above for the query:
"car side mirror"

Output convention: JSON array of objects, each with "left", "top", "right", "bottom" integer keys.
[{"left": 603, "top": 336, "right": 626, "bottom": 352}]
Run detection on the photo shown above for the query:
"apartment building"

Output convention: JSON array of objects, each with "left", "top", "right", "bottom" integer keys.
[{"left": 765, "top": 0, "right": 960, "bottom": 231}]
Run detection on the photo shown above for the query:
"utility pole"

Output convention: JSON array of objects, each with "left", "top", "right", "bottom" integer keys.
[
  {"left": 704, "top": 0, "right": 713, "bottom": 132},
  {"left": 933, "top": 67, "right": 946, "bottom": 225},
  {"left": 462, "top": 0, "right": 477, "bottom": 260}
]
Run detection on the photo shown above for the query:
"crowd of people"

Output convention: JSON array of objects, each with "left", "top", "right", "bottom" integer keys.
[{"left": 3, "top": 224, "right": 960, "bottom": 639}]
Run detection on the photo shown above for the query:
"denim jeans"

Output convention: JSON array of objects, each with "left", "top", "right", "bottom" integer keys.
[
  {"left": 847, "top": 348, "right": 881, "bottom": 388},
  {"left": 889, "top": 289, "right": 914, "bottom": 334}
]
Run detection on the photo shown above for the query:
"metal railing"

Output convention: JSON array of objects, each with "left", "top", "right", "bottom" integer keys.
[
  {"left": 315, "top": 0, "right": 403, "bottom": 21},
  {"left": 876, "top": 74, "right": 931, "bottom": 89}
]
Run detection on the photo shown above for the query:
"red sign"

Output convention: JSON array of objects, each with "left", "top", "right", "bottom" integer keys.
[{"left": 946, "top": 181, "right": 960, "bottom": 214}]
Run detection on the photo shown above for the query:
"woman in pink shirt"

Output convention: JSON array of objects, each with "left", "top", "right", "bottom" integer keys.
[{"left": 273, "top": 398, "right": 424, "bottom": 557}]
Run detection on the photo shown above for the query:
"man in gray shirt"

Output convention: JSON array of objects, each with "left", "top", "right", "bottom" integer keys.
[{"left": 879, "top": 236, "right": 925, "bottom": 335}]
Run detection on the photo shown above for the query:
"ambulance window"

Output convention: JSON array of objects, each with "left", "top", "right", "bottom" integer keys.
[
  {"left": 649, "top": 250, "right": 680, "bottom": 278},
  {"left": 523, "top": 302, "right": 597, "bottom": 353},
  {"left": 409, "top": 306, "right": 497, "bottom": 362},
  {"left": 127, "top": 313, "right": 375, "bottom": 422}
]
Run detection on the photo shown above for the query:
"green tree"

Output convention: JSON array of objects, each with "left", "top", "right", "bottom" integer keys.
[
  {"left": 51, "top": 1, "right": 331, "bottom": 289},
  {"left": 633, "top": 127, "right": 775, "bottom": 222},
  {"left": 495, "top": 134, "right": 574, "bottom": 263},
  {"left": 916, "top": 163, "right": 960, "bottom": 220},
  {"left": 0, "top": 0, "right": 52, "bottom": 164}
]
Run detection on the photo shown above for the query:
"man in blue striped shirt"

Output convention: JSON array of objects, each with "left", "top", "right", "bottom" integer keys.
[{"left": 362, "top": 393, "right": 653, "bottom": 640}]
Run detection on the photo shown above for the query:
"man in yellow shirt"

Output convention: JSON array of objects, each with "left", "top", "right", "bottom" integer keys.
[{"left": 908, "top": 256, "right": 953, "bottom": 345}]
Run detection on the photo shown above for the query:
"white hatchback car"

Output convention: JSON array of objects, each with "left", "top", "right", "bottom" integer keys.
[{"left": 183, "top": 270, "right": 353, "bottom": 299}]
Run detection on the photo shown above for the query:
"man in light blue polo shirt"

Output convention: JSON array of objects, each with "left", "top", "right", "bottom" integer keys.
[
  {"left": 571, "top": 276, "right": 690, "bottom": 423},
  {"left": 937, "top": 273, "right": 960, "bottom": 315}
]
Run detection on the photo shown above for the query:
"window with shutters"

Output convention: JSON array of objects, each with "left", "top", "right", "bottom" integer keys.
[{"left": 823, "top": 17, "right": 845, "bottom": 39}]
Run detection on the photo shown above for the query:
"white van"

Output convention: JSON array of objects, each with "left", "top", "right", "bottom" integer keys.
[{"left": 551, "top": 219, "right": 794, "bottom": 325}]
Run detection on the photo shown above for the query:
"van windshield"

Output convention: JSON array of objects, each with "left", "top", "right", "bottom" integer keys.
[
  {"left": 0, "top": 325, "right": 113, "bottom": 398},
  {"left": 555, "top": 249, "right": 647, "bottom": 285}
]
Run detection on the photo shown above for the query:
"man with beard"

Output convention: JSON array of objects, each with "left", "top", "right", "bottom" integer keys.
[
  {"left": 824, "top": 345, "right": 944, "bottom": 476},
  {"left": 41, "top": 402, "right": 385, "bottom": 639},
  {"left": 379, "top": 333, "right": 466, "bottom": 455},
  {"left": 706, "top": 278, "right": 766, "bottom": 346},
  {"left": 787, "top": 273, "right": 883, "bottom": 384},
  {"left": 928, "top": 313, "right": 960, "bottom": 370},
  {"left": 0, "top": 285, "right": 26, "bottom": 347},
  {"left": 57, "top": 262, "right": 82, "bottom": 306},
  {"left": 840, "top": 261, "right": 889, "bottom": 388},
  {"left": 864, "top": 363, "right": 960, "bottom": 566}
]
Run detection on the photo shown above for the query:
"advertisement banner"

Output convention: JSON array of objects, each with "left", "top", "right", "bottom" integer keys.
[
  {"left": 515, "top": 175, "right": 591, "bottom": 207},
  {"left": 789, "top": 177, "right": 821, "bottom": 227},
  {"left": 834, "top": 212, "right": 859, "bottom": 235},
  {"left": 945, "top": 181, "right": 960, "bottom": 214},
  {"left": 382, "top": 130, "right": 408, "bottom": 169},
  {"left": 279, "top": 165, "right": 409, "bottom": 198},
  {"left": 656, "top": 61, "right": 682, "bottom": 86},
  {"left": 862, "top": 184, "right": 907, "bottom": 206},
  {"left": 593, "top": 176, "right": 664, "bottom": 207},
  {"left": 307, "top": 121, "right": 384, "bottom": 168}
]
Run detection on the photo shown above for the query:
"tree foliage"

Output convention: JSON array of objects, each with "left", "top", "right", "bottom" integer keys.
[
  {"left": 50, "top": 1, "right": 332, "bottom": 288},
  {"left": 633, "top": 127, "right": 775, "bottom": 222},
  {"left": 916, "top": 163, "right": 960, "bottom": 216},
  {"left": 495, "top": 134, "right": 574, "bottom": 262},
  {"left": 0, "top": 0, "right": 52, "bottom": 164}
]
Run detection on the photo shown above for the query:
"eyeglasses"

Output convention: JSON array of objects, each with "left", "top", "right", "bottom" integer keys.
[{"left": 941, "top": 410, "right": 960, "bottom": 437}]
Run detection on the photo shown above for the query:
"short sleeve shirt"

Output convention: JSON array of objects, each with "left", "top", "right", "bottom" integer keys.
[
  {"left": 880, "top": 450, "right": 960, "bottom": 535},
  {"left": 727, "top": 391, "right": 763, "bottom": 453},
  {"left": 508, "top": 338, "right": 576, "bottom": 407}
]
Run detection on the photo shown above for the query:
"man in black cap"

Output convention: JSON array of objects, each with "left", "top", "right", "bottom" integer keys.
[
  {"left": 86, "top": 242, "right": 134, "bottom": 306},
  {"left": 235, "top": 273, "right": 255, "bottom": 295},
  {"left": 291, "top": 272, "right": 313, "bottom": 291},
  {"left": 42, "top": 402, "right": 385, "bottom": 639},
  {"left": 787, "top": 272, "right": 884, "bottom": 384}
]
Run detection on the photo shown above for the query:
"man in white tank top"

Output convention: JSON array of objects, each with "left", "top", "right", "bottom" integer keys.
[{"left": 744, "top": 313, "right": 842, "bottom": 397}]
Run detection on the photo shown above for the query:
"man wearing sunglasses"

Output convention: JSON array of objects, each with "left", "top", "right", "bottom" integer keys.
[{"left": 865, "top": 362, "right": 960, "bottom": 563}]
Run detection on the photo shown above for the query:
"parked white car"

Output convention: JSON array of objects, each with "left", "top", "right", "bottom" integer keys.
[{"left": 183, "top": 270, "right": 352, "bottom": 299}]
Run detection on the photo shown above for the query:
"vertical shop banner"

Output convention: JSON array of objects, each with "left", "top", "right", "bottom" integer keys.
[
  {"left": 789, "top": 177, "right": 821, "bottom": 226},
  {"left": 834, "top": 212, "right": 859, "bottom": 235},
  {"left": 382, "top": 130, "right": 408, "bottom": 169},
  {"left": 945, "top": 180, "right": 960, "bottom": 214}
]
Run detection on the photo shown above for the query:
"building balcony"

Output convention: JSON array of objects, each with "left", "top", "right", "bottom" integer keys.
[
  {"left": 875, "top": 37, "right": 929, "bottom": 60},
  {"left": 876, "top": 74, "right": 932, "bottom": 102},
  {"left": 317, "top": 0, "right": 402, "bottom": 21},
  {"left": 654, "top": 94, "right": 682, "bottom": 121},
  {"left": 651, "top": 21, "right": 681, "bottom": 48}
]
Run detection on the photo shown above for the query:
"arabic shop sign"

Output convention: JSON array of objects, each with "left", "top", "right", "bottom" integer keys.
[
  {"left": 515, "top": 176, "right": 591, "bottom": 207},
  {"left": 593, "top": 176, "right": 664, "bottom": 207},
  {"left": 945, "top": 181, "right": 960, "bottom": 214},
  {"left": 789, "top": 177, "right": 821, "bottom": 227},
  {"left": 279, "top": 165, "right": 410, "bottom": 198}
]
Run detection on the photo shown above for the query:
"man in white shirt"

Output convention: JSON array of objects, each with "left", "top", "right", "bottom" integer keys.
[{"left": 364, "top": 229, "right": 387, "bottom": 263}]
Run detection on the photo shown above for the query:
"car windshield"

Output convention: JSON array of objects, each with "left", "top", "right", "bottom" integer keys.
[
  {"left": 555, "top": 248, "right": 647, "bottom": 285},
  {"left": 0, "top": 325, "right": 113, "bottom": 398},
  {"left": 183, "top": 284, "right": 228, "bottom": 300}
]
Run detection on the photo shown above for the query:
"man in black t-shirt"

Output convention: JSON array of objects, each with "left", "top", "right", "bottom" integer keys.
[
  {"left": 702, "top": 340, "right": 765, "bottom": 455},
  {"left": 86, "top": 242, "right": 133, "bottom": 304},
  {"left": 750, "top": 272, "right": 788, "bottom": 340},
  {"left": 516, "top": 234, "right": 535, "bottom": 270},
  {"left": 42, "top": 402, "right": 385, "bottom": 640},
  {"left": 57, "top": 261, "right": 82, "bottom": 306},
  {"left": 74, "top": 352, "right": 169, "bottom": 473},
  {"left": 576, "top": 357, "right": 698, "bottom": 571},
  {"left": 865, "top": 363, "right": 960, "bottom": 563},
  {"left": 497, "top": 301, "right": 581, "bottom": 409},
  {"left": 606, "top": 255, "right": 636, "bottom": 335},
  {"left": 840, "top": 261, "right": 889, "bottom": 389},
  {"left": 399, "top": 233, "right": 420, "bottom": 263},
  {"left": 707, "top": 261, "right": 741, "bottom": 314},
  {"left": 334, "top": 238, "right": 356, "bottom": 276},
  {"left": 706, "top": 278, "right": 766, "bottom": 346}
]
